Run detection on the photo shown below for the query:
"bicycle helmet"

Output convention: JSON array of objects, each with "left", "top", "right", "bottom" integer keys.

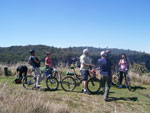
[
  {"left": 100, "top": 51, "right": 107, "bottom": 57},
  {"left": 29, "top": 49, "right": 35, "bottom": 54},
  {"left": 83, "top": 49, "right": 89, "bottom": 54}
]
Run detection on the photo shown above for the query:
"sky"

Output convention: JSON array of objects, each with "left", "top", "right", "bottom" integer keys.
[{"left": 0, "top": 0, "right": 150, "bottom": 53}]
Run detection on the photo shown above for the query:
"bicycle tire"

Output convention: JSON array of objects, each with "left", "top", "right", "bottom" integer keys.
[
  {"left": 125, "top": 74, "right": 132, "bottom": 91},
  {"left": 87, "top": 77, "right": 101, "bottom": 94},
  {"left": 46, "top": 76, "right": 59, "bottom": 91},
  {"left": 61, "top": 76, "right": 76, "bottom": 92},
  {"left": 22, "top": 75, "right": 36, "bottom": 90}
]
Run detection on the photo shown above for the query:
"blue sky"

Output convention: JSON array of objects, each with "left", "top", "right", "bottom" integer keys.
[{"left": 0, "top": 0, "right": 150, "bottom": 53}]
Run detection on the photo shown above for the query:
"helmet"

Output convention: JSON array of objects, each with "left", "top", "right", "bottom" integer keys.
[
  {"left": 83, "top": 49, "right": 89, "bottom": 54},
  {"left": 29, "top": 49, "right": 35, "bottom": 54},
  {"left": 100, "top": 51, "right": 106, "bottom": 57},
  {"left": 46, "top": 52, "right": 50, "bottom": 55}
]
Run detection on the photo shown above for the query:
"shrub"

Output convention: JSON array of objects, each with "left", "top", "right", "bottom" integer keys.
[{"left": 132, "top": 62, "right": 149, "bottom": 75}]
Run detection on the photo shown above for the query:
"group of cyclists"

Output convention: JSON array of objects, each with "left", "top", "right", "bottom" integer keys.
[
  {"left": 16, "top": 48, "right": 130, "bottom": 102},
  {"left": 80, "top": 49, "right": 129, "bottom": 101}
]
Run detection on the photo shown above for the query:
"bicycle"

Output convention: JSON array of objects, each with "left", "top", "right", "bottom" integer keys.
[
  {"left": 86, "top": 68, "right": 102, "bottom": 94},
  {"left": 22, "top": 67, "right": 59, "bottom": 91},
  {"left": 61, "top": 65, "right": 99, "bottom": 92}
]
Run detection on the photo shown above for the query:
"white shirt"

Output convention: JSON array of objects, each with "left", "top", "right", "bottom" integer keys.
[{"left": 80, "top": 54, "right": 91, "bottom": 70}]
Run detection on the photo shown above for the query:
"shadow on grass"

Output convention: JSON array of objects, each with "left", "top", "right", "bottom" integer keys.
[
  {"left": 112, "top": 83, "right": 147, "bottom": 92},
  {"left": 107, "top": 97, "right": 138, "bottom": 102}
]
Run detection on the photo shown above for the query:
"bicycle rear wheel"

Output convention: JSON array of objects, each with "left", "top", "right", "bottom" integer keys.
[
  {"left": 87, "top": 77, "right": 101, "bottom": 94},
  {"left": 61, "top": 76, "right": 76, "bottom": 92},
  {"left": 125, "top": 74, "right": 132, "bottom": 91},
  {"left": 23, "top": 75, "right": 36, "bottom": 90},
  {"left": 46, "top": 76, "right": 59, "bottom": 91}
]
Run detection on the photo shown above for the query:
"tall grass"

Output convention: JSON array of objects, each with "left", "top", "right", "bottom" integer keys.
[{"left": 0, "top": 83, "right": 70, "bottom": 113}]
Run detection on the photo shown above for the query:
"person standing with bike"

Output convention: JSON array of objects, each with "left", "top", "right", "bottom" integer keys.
[
  {"left": 118, "top": 53, "right": 129, "bottom": 88},
  {"left": 80, "top": 48, "right": 91, "bottom": 94},
  {"left": 98, "top": 51, "right": 112, "bottom": 101},
  {"left": 45, "top": 52, "right": 53, "bottom": 75},
  {"left": 28, "top": 49, "right": 41, "bottom": 88}
]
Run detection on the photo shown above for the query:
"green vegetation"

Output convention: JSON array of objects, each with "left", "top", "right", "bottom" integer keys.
[
  {"left": 0, "top": 45, "right": 150, "bottom": 71},
  {"left": 0, "top": 76, "right": 150, "bottom": 113}
]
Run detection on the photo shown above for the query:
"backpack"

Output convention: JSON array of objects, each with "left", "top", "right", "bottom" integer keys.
[
  {"left": 13, "top": 78, "right": 22, "bottom": 84},
  {"left": 30, "top": 56, "right": 40, "bottom": 68}
]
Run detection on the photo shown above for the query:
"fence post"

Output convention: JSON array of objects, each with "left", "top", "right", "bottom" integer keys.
[{"left": 4, "top": 66, "right": 8, "bottom": 76}]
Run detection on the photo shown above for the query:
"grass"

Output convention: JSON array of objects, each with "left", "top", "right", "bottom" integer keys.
[{"left": 0, "top": 76, "right": 150, "bottom": 113}]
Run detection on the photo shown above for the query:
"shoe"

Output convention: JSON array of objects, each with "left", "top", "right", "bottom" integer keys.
[
  {"left": 104, "top": 98, "right": 109, "bottom": 102},
  {"left": 83, "top": 89, "right": 88, "bottom": 94},
  {"left": 119, "top": 85, "right": 122, "bottom": 88},
  {"left": 81, "top": 89, "right": 84, "bottom": 93},
  {"left": 36, "top": 85, "right": 41, "bottom": 88},
  {"left": 125, "top": 84, "right": 128, "bottom": 88}
]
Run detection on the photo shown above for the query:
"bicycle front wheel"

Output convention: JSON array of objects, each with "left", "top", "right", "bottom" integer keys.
[
  {"left": 87, "top": 77, "right": 101, "bottom": 94},
  {"left": 61, "top": 76, "right": 76, "bottom": 92},
  {"left": 46, "top": 76, "right": 59, "bottom": 91},
  {"left": 23, "top": 75, "right": 36, "bottom": 90}
]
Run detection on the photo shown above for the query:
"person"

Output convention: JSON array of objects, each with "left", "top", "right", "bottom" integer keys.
[
  {"left": 98, "top": 51, "right": 112, "bottom": 101},
  {"left": 80, "top": 48, "right": 91, "bottom": 94},
  {"left": 45, "top": 52, "right": 53, "bottom": 74},
  {"left": 16, "top": 65, "right": 28, "bottom": 82},
  {"left": 28, "top": 49, "right": 41, "bottom": 88},
  {"left": 118, "top": 53, "right": 129, "bottom": 88}
]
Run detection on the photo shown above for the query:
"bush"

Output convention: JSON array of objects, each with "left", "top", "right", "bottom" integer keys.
[{"left": 132, "top": 62, "right": 149, "bottom": 75}]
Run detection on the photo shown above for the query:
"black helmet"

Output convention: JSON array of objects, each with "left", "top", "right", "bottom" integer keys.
[
  {"left": 121, "top": 53, "right": 127, "bottom": 58},
  {"left": 29, "top": 49, "right": 35, "bottom": 54}
]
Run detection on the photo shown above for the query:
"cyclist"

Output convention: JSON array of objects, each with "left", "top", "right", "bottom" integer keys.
[
  {"left": 118, "top": 53, "right": 129, "bottom": 88},
  {"left": 28, "top": 49, "right": 41, "bottom": 88},
  {"left": 80, "top": 48, "right": 91, "bottom": 94},
  {"left": 45, "top": 52, "right": 53, "bottom": 74},
  {"left": 16, "top": 65, "right": 28, "bottom": 82},
  {"left": 98, "top": 51, "right": 112, "bottom": 101}
]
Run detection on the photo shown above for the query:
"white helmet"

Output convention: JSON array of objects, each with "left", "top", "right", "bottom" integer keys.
[
  {"left": 100, "top": 51, "right": 106, "bottom": 57},
  {"left": 83, "top": 49, "right": 89, "bottom": 54}
]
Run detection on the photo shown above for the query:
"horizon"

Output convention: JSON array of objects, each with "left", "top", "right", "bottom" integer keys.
[
  {"left": 0, "top": 0, "right": 150, "bottom": 53},
  {"left": 0, "top": 44, "right": 148, "bottom": 54}
]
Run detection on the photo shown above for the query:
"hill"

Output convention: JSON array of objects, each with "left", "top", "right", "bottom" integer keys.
[{"left": 0, "top": 45, "right": 150, "bottom": 70}]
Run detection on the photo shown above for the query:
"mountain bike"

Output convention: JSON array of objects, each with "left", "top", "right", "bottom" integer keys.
[
  {"left": 61, "top": 65, "right": 100, "bottom": 92},
  {"left": 22, "top": 68, "right": 59, "bottom": 91}
]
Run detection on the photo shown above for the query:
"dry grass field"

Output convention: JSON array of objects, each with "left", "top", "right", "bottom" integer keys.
[{"left": 0, "top": 64, "right": 150, "bottom": 113}]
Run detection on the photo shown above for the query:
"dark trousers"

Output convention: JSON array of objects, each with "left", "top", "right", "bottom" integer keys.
[
  {"left": 119, "top": 71, "right": 128, "bottom": 85},
  {"left": 101, "top": 75, "right": 112, "bottom": 99},
  {"left": 46, "top": 65, "right": 53, "bottom": 74}
]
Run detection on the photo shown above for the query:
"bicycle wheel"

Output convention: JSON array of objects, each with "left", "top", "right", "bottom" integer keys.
[
  {"left": 125, "top": 74, "right": 132, "bottom": 91},
  {"left": 23, "top": 75, "right": 36, "bottom": 90},
  {"left": 87, "top": 77, "right": 101, "bottom": 94},
  {"left": 61, "top": 76, "right": 76, "bottom": 92},
  {"left": 46, "top": 76, "right": 59, "bottom": 91},
  {"left": 112, "top": 74, "right": 119, "bottom": 85}
]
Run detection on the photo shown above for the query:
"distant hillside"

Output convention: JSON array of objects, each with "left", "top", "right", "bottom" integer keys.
[{"left": 0, "top": 45, "right": 150, "bottom": 69}]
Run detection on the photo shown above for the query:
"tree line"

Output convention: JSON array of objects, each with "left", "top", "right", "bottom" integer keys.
[{"left": 0, "top": 45, "right": 150, "bottom": 73}]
